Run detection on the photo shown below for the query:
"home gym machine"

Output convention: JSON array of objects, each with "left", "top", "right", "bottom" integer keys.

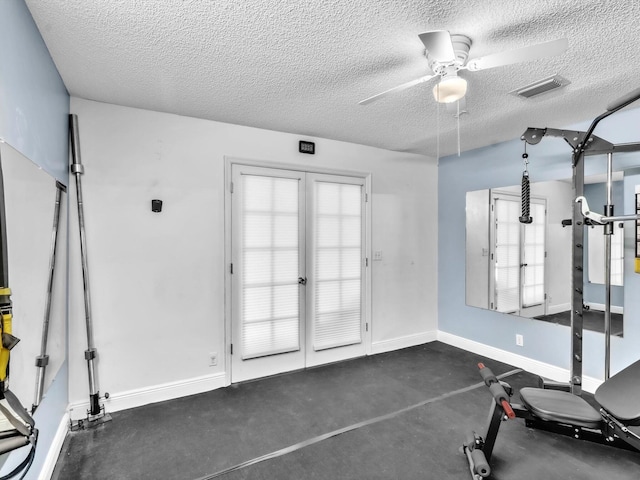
[{"left": 463, "top": 87, "right": 640, "bottom": 479}]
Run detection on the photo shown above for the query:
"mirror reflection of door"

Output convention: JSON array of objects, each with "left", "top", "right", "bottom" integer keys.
[
  {"left": 490, "top": 192, "right": 546, "bottom": 317},
  {"left": 465, "top": 176, "right": 628, "bottom": 336}
]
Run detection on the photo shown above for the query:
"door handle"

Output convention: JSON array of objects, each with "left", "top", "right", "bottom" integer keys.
[{"left": 298, "top": 277, "right": 307, "bottom": 285}]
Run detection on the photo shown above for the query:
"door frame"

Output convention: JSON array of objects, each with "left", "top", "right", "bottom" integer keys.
[{"left": 223, "top": 156, "right": 372, "bottom": 386}]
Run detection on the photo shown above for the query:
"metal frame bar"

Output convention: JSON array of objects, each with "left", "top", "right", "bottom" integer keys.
[
  {"left": 604, "top": 154, "right": 613, "bottom": 380},
  {"left": 570, "top": 146, "right": 585, "bottom": 393}
]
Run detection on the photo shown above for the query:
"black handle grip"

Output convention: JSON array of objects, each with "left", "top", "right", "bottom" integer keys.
[
  {"left": 478, "top": 364, "right": 498, "bottom": 386},
  {"left": 488, "top": 382, "right": 509, "bottom": 404}
]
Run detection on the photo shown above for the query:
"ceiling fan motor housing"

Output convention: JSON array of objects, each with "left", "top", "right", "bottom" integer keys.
[
  {"left": 426, "top": 34, "right": 472, "bottom": 73},
  {"left": 450, "top": 34, "right": 472, "bottom": 64}
]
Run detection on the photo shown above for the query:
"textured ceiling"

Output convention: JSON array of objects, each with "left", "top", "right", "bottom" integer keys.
[{"left": 24, "top": 0, "right": 640, "bottom": 158}]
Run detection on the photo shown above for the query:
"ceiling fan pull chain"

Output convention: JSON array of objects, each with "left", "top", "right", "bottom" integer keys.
[
  {"left": 457, "top": 100, "right": 461, "bottom": 156},
  {"left": 436, "top": 83, "right": 440, "bottom": 160}
]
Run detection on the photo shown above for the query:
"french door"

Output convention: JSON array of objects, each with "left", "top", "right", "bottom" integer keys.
[
  {"left": 491, "top": 193, "right": 546, "bottom": 317},
  {"left": 230, "top": 165, "right": 367, "bottom": 383}
]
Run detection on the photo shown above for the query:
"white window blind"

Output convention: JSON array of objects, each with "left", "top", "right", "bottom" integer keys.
[
  {"left": 588, "top": 223, "right": 624, "bottom": 286},
  {"left": 241, "top": 174, "right": 300, "bottom": 359},
  {"left": 611, "top": 224, "right": 624, "bottom": 286},
  {"left": 522, "top": 202, "right": 545, "bottom": 307},
  {"left": 312, "top": 181, "right": 362, "bottom": 351},
  {"left": 494, "top": 198, "right": 520, "bottom": 313}
]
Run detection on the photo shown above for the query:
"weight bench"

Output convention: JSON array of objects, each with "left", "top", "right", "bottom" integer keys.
[{"left": 462, "top": 359, "right": 640, "bottom": 479}]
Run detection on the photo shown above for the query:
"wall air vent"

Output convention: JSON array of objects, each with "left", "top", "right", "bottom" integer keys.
[{"left": 511, "top": 75, "right": 570, "bottom": 99}]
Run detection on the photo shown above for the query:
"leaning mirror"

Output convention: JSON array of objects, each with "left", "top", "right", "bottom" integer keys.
[
  {"left": 466, "top": 174, "right": 624, "bottom": 336},
  {"left": 0, "top": 142, "right": 67, "bottom": 411}
]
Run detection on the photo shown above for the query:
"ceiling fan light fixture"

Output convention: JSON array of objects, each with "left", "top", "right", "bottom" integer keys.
[{"left": 433, "top": 75, "right": 467, "bottom": 103}]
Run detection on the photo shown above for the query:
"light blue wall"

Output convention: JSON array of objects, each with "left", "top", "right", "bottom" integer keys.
[
  {"left": 0, "top": 0, "right": 69, "bottom": 183},
  {"left": 439, "top": 105, "right": 640, "bottom": 379},
  {"left": 0, "top": 0, "right": 69, "bottom": 477}
]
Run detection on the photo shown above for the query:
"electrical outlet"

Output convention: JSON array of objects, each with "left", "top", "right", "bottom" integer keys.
[
  {"left": 373, "top": 251, "right": 383, "bottom": 261},
  {"left": 209, "top": 352, "right": 218, "bottom": 366},
  {"left": 515, "top": 334, "right": 524, "bottom": 347}
]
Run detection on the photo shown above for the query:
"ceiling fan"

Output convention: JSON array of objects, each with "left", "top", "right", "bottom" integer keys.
[{"left": 359, "top": 30, "right": 568, "bottom": 106}]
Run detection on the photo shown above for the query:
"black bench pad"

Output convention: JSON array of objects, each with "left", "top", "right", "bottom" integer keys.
[
  {"left": 519, "top": 387, "right": 602, "bottom": 429},
  {"left": 595, "top": 358, "right": 640, "bottom": 423}
]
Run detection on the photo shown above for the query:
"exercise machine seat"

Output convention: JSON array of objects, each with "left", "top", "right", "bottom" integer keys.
[
  {"left": 595, "top": 358, "right": 640, "bottom": 424},
  {"left": 519, "top": 388, "right": 602, "bottom": 428}
]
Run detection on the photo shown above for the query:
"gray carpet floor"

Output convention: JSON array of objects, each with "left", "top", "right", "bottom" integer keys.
[{"left": 51, "top": 342, "right": 640, "bottom": 479}]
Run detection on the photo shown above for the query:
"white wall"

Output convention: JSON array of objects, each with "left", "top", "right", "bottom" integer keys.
[{"left": 67, "top": 98, "right": 438, "bottom": 413}]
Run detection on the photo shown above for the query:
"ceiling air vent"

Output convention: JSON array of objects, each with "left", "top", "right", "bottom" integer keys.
[{"left": 511, "top": 75, "right": 570, "bottom": 99}]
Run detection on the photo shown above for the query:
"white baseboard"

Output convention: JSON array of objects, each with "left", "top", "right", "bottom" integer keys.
[
  {"left": 371, "top": 330, "right": 437, "bottom": 355},
  {"left": 436, "top": 331, "right": 603, "bottom": 393},
  {"left": 39, "top": 412, "right": 69, "bottom": 480},
  {"left": 66, "top": 332, "right": 605, "bottom": 422},
  {"left": 68, "top": 334, "right": 437, "bottom": 420},
  {"left": 68, "top": 372, "right": 226, "bottom": 421},
  {"left": 585, "top": 302, "right": 623, "bottom": 315},
  {"left": 547, "top": 303, "right": 570, "bottom": 315}
]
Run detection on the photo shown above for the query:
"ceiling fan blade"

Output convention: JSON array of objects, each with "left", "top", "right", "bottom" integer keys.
[
  {"left": 466, "top": 37, "right": 568, "bottom": 71},
  {"left": 359, "top": 74, "right": 437, "bottom": 105},
  {"left": 418, "top": 30, "right": 456, "bottom": 63}
]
